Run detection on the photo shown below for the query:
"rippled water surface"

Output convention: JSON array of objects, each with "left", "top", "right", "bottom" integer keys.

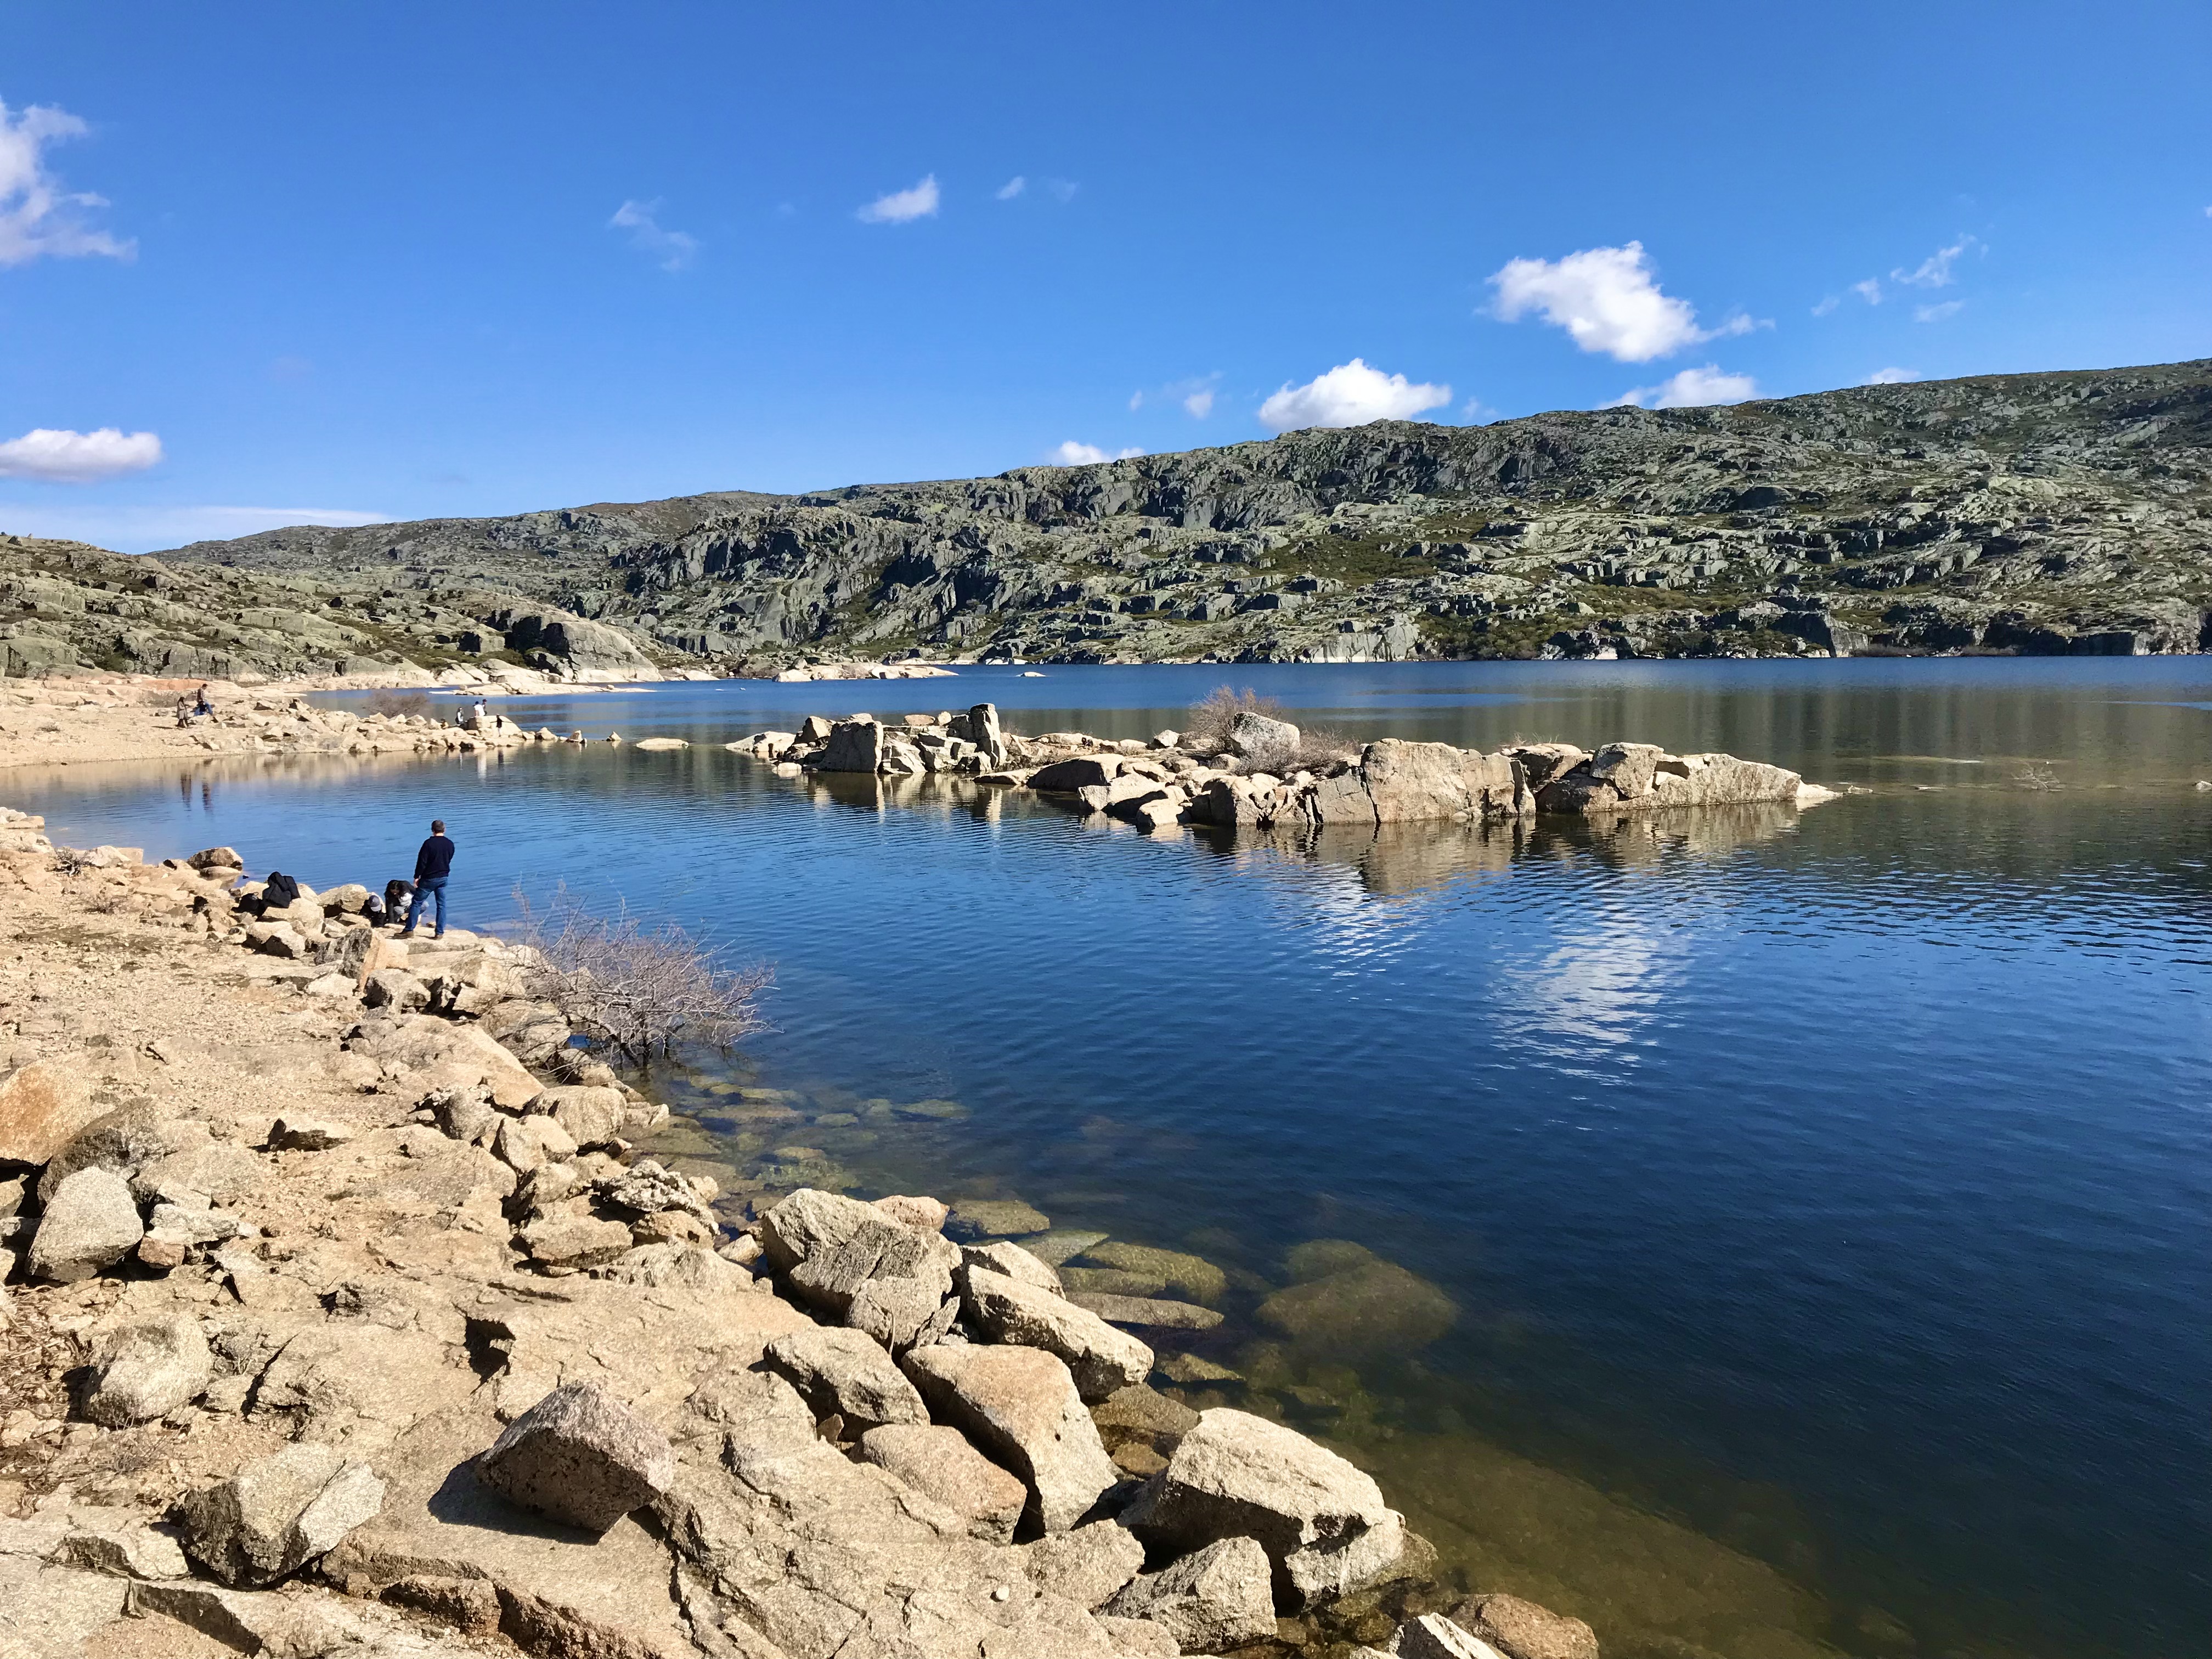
[{"left": 18, "top": 659, "right": 2210, "bottom": 1659}]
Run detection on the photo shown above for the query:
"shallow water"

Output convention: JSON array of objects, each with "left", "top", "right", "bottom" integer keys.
[{"left": 16, "top": 659, "right": 2210, "bottom": 1659}]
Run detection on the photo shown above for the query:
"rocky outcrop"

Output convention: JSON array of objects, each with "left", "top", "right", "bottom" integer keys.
[{"left": 124, "top": 359, "right": 2212, "bottom": 671}]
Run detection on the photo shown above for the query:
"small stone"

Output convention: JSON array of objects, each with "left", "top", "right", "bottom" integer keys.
[
  {"left": 476, "top": 1381, "right": 675, "bottom": 1534},
  {"left": 961, "top": 1266, "right": 1153, "bottom": 1402},
  {"left": 901, "top": 1342, "right": 1119, "bottom": 1533},
  {"left": 518, "top": 1212, "right": 633, "bottom": 1272},
  {"left": 1448, "top": 1594, "right": 1601, "bottom": 1659},
  {"left": 0, "top": 1056, "right": 103, "bottom": 1166},
  {"left": 27, "top": 1168, "right": 143, "bottom": 1283},
  {"left": 961, "top": 1239, "right": 1062, "bottom": 1294},
  {"left": 82, "top": 1314, "right": 213, "bottom": 1426}
]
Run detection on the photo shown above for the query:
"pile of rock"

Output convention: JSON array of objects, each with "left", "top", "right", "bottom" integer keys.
[
  {"left": 733, "top": 702, "right": 1826, "bottom": 832},
  {"left": 0, "top": 820, "right": 1607, "bottom": 1659}
]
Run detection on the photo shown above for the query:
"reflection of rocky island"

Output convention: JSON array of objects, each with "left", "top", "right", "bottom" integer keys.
[{"left": 734, "top": 702, "right": 1832, "bottom": 836}]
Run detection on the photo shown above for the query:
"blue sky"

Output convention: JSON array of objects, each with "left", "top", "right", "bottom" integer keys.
[{"left": 2, "top": 1, "right": 2208, "bottom": 551}]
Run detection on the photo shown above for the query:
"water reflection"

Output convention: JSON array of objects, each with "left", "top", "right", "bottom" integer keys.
[{"left": 14, "top": 659, "right": 2210, "bottom": 1659}]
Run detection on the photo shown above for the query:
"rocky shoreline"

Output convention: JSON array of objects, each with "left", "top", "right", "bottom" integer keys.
[
  {"left": 0, "top": 817, "right": 1604, "bottom": 1659},
  {"left": 722, "top": 704, "right": 1831, "bottom": 833}
]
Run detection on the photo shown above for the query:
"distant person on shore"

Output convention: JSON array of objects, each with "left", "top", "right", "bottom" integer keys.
[
  {"left": 398, "top": 820, "right": 454, "bottom": 939},
  {"left": 194, "top": 685, "right": 213, "bottom": 718}
]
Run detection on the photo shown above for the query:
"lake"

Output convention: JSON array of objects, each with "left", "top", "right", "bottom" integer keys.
[{"left": 15, "top": 657, "right": 2209, "bottom": 1659}]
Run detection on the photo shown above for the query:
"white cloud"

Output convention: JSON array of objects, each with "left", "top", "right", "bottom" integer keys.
[
  {"left": 1914, "top": 300, "right": 1964, "bottom": 323},
  {"left": 0, "top": 427, "right": 161, "bottom": 482},
  {"left": 1049, "top": 441, "right": 1144, "bottom": 466},
  {"left": 1893, "top": 235, "right": 1978, "bottom": 288},
  {"left": 1046, "top": 178, "right": 1078, "bottom": 202},
  {"left": 1864, "top": 366, "right": 1920, "bottom": 385},
  {"left": 0, "top": 98, "right": 132, "bottom": 266},
  {"left": 1182, "top": 389, "right": 1214, "bottom": 419},
  {"left": 0, "top": 504, "right": 389, "bottom": 554},
  {"left": 1489, "top": 241, "right": 1757, "bottom": 363},
  {"left": 996, "top": 176, "right": 1026, "bottom": 200},
  {"left": 1852, "top": 278, "right": 1883, "bottom": 305},
  {"left": 1127, "top": 390, "right": 1144, "bottom": 411},
  {"left": 1257, "top": 359, "right": 1452, "bottom": 431},
  {"left": 857, "top": 174, "right": 940, "bottom": 224},
  {"left": 1609, "top": 365, "right": 1759, "bottom": 410},
  {"left": 1811, "top": 295, "right": 1841, "bottom": 317},
  {"left": 608, "top": 199, "right": 697, "bottom": 271}
]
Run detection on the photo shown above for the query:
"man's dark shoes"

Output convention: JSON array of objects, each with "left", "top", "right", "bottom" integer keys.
[{"left": 397, "top": 928, "right": 416, "bottom": 939}]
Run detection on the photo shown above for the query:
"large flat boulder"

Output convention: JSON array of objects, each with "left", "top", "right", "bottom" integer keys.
[
  {"left": 901, "top": 1343, "right": 1120, "bottom": 1533},
  {"left": 1449, "top": 1593, "right": 1601, "bottom": 1659},
  {"left": 1120, "top": 1407, "right": 1407, "bottom": 1609}
]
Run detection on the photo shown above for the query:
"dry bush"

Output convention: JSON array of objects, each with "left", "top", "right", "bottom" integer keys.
[
  {"left": 365, "top": 690, "right": 434, "bottom": 718},
  {"left": 512, "top": 886, "right": 772, "bottom": 1063},
  {"left": 2015, "top": 762, "right": 2064, "bottom": 792},
  {"left": 1290, "top": 727, "right": 1362, "bottom": 770},
  {"left": 1182, "top": 685, "right": 1285, "bottom": 750}
]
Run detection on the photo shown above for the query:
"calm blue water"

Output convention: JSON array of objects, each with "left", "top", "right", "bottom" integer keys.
[{"left": 17, "top": 659, "right": 2210, "bottom": 1659}]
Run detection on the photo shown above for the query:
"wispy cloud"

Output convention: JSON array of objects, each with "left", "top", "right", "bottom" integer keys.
[
  {"left": 1812, "top": 295, "right": 1841, "bottom": 317},
  {"left": 608, "top": 199, "right": 697, "bottom": 271},
  {"left": 1914, "top": 300, "right": 1964, "bottom": 323},
  {"left": 1182, "top": 388, "right": 1214, "bottom": 419},
  {"left": 1893, "top": 235, "right": 1978, "bottom": 288},
  {"left": 1258, "top": 359, "right": 1451, "bottom": 431},
  {"left": 1852, "top": 277, "right": 1883, "bottom": 304},
  {"left": 0, "top": 504, "right": 390, "bottom": 554},
  {"left": 996, "top": 176, "right": 1026, "bottom": 200},
  {"left": 858, "top": 174, "right": 940, "bottom": 224},
  {"left": 1045, "top": 178, "right": 1078, "bottom": 202},
  {"left": 0, "top": 98, "right": 133, "bottom": 266},
  {"left": 1490, "top": 241, "right": 1759, "bottom": 363},
  {"left": 1608, "top": 365, "right": 1758, "bottom": 410},
  {"left": 1864, "top": 366, "right": 1920, "bottom": 385},
  {"left": 0, "top": 427, "right": 161, "bottom": 482},
  {"left": 1050, "top": 441, "right": 1144, "bottom": 466},
  {"left": 1127, "top": 390, "right": 1144, "bottom": 411}
]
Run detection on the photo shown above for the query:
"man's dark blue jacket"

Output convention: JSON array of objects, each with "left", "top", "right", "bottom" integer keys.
[{"left": 414, "top": 835, "right": 455, "bottom": 882}]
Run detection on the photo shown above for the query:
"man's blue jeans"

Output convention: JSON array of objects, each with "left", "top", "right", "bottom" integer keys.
[{"left": 405, "top": 876, "right": 447, "bottom": 933}]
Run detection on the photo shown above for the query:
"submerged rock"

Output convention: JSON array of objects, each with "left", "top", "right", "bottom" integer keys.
[
  {"left": 944, "top": 1197, "right": 1051, "bottom": 1241},
  {"left": 1257, "top": 1244, "right": 1457, "bottom": 1353},
  {"left": 1076, "top": 1240, "right": 1227, "bottom": 1305}
]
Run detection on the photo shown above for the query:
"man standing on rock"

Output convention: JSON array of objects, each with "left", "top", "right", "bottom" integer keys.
[{"left": 398, "top": 819, "right": 454, "bottom": 939}]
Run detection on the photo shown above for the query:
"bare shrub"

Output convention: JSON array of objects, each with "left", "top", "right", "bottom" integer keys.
[
  {"left": 365, "top": 690, "right": 434, "bottom": 718},
  {"left": 2015, "top": 762, "right": 2064, "bottom": 792},
  {"left": 52, "top": 847, "right": 94, "bottom": 877},
  {"left": 512, "top": 886, "right": 772, "bottom": 1063},
  {"left": 1183, "top": 685, "right": 1285, "bottom": 751},
  {"left": 1290, "top": 727, "right": 1362, "bottom": 770}
]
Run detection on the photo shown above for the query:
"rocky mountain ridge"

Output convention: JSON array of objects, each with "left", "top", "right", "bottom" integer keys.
[{"left": 6, "top": 358, "right": 2208, "bottom": 679}]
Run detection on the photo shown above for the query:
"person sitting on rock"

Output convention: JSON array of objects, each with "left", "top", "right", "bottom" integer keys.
[
  {"left": 383, "top": 877, "right": 414, "bottom": 926},
  {"left": 193, "top": 685, "right": 213, "bottom": 718},
  {"left": 397, "top": 820, "right": 454, "bottom": 940}
]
